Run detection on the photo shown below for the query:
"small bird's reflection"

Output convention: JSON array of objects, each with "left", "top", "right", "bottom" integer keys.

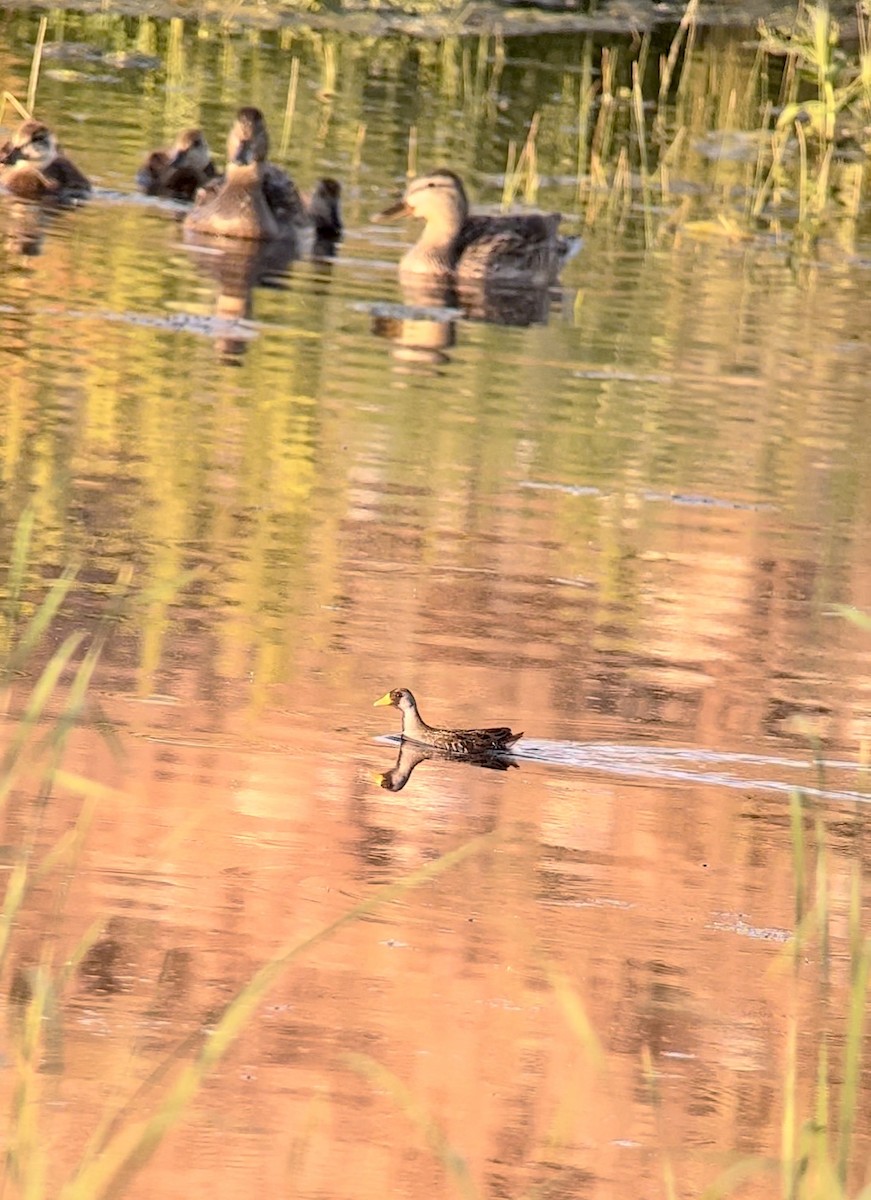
[
  {"left": 374, "top": 739, "right": 518, "bottom": 793},
  {"left": 2, "top": 197, "right": 71, "bottom": 256}
]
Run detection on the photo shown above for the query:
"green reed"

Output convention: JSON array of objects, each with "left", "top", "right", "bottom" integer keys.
[
  {"left": 25, "top": 14, "right": 46, "bottom": 114},
  {"left": 279, "top": 55, "right": 300, "bottom": 159}
]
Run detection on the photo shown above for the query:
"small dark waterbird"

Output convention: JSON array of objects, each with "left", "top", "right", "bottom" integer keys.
[
  {"left": 373, "top": 687, "right": 522, "bottom": 755},
  {"left": 0, "top": 119, "right": 91, "bottom": 201}
]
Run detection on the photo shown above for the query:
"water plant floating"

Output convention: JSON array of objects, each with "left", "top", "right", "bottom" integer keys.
[
  {"left": 374, "top": 169, "right": 578, "bottom": 285},
  {"left": 373, "top": 687, "right": 523, "bottom": 754}
]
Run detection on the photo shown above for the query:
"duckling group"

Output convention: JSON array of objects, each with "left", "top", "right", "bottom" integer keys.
[{"left": 0, "top": 105, "right": 576, "bottom": 283}]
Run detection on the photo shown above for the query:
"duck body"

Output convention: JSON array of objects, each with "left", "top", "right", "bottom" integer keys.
[
  {"left": 184, "top": 107, "right": 304, "bottom": 242},
  {"left": 186, "top": 161, "right": 285, "bottom": 240},
  {"left": 137, "top": 128, "right": 217, "bottom": 201},
  {"left": 0, "top": 120, "right": 90, "bottom": 202},
  {"left": 374, "top": 687, "right": 522, "bottom": 754},
  {"left": 376, "top": 169, "right": 575, "bottom": 286}
]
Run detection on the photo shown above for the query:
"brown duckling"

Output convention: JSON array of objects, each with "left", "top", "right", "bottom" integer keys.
[
  {"left": 0, "top": 119, "right": 90, "bottom": 202},
  {"left": 185, "top": 106, "right": 305, "bottom": 241},
  {"left": 374, "top": 687, "right": 523, "bottom": 754},
  {"left": 375, "top": 169, "right": 577, "bottom": 286},
  {"left": 136, "top": 128, "right": 217, "bottom": 201}
]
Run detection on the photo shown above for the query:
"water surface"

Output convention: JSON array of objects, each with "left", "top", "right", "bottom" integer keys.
[{"left": 1, "top": 11, "right": 871, "bottom": 1199}]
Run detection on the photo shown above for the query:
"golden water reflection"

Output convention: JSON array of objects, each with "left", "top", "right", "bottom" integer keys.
[
  {"left": 1, "top": 9, "right": 871, "bottom": 1199},
  {"left": 4, "top": 706, "right": 869, "bottom": 1199}
]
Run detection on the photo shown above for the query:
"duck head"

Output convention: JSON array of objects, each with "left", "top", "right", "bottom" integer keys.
[
  {"left": 1, "top": 121, "right": 59, "bottom": 170},
  {"left": 168, "top": 128, "right": 212, "bottom": 173},
  {"left": 227, "top": 107, "right": 269, "bottom": 167},
  {"left": 375, "top": 170, "right": 469, "bottom": 226},
  {"left": 373, "top": 687, "right": 417, "bottom": 714}
]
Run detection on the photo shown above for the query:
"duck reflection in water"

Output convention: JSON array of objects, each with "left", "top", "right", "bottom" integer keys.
[
  {"left": 187, "top": 237, "right": 298, "bottom": 363},
  {"left": 371, "top": 268, "right": 558, "bottom": 367},
  {"left": 374, "top": 739, "right": 519, "bottom": 793},
  {"left": 4, "top": 200, "right": 50, "bottom": 255}
]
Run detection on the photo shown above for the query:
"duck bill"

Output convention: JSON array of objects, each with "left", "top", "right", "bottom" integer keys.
[
  {"left": 373, "top": 198, "right": 411, "bottom": 221},
  {"left": 0, "top": 144, "right": 23, "bottom": 167},
  {"left": 373, "top": 693, "right": 393, "bottom": 707}
]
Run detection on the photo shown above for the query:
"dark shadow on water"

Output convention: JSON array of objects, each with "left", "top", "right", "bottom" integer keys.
[{"left": 374, "top": 738, "right": 519, "bottom": 793}]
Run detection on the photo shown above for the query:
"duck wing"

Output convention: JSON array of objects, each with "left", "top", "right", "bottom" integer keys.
[
  {"left": 1, "top": 167, "right": 54, "bottom": 200},
  {"left": 431, "top": 726, "right": 523, "bottom": 754},
  {"left": 455, "top": 213, "right": 562, "bottom": 283}
]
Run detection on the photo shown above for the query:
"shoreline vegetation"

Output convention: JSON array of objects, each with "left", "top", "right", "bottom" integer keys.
[{"left": 0, "top": 0, "right": 865, "bottom": 37}]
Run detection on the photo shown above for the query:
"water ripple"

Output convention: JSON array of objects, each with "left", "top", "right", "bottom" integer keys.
[{"left": 514, "top": 739, "right": 869, "bottom": 803}]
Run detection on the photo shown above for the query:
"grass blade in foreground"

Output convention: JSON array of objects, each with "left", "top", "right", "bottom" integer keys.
[{"left": 345, "top": 1053, "right": 478, "bottom": 1200}]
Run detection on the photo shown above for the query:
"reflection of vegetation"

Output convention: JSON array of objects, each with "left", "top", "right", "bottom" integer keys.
[
  {"left": 343, "top": 789, "right": 871, "bottom": 1200},
  {"left": 0, "top": 2, "right": 869, "bottom": 695},
  {"left": 702, "top": 790, "right": 871, "bottom": 1200},
  {"left": 0, "top": 522, "right": 499, "bottom": 1197}
]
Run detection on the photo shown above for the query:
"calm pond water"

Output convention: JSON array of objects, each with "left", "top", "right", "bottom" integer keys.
[{"left": 1, "top": 8, "right": 871, "bottom": 1199}]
